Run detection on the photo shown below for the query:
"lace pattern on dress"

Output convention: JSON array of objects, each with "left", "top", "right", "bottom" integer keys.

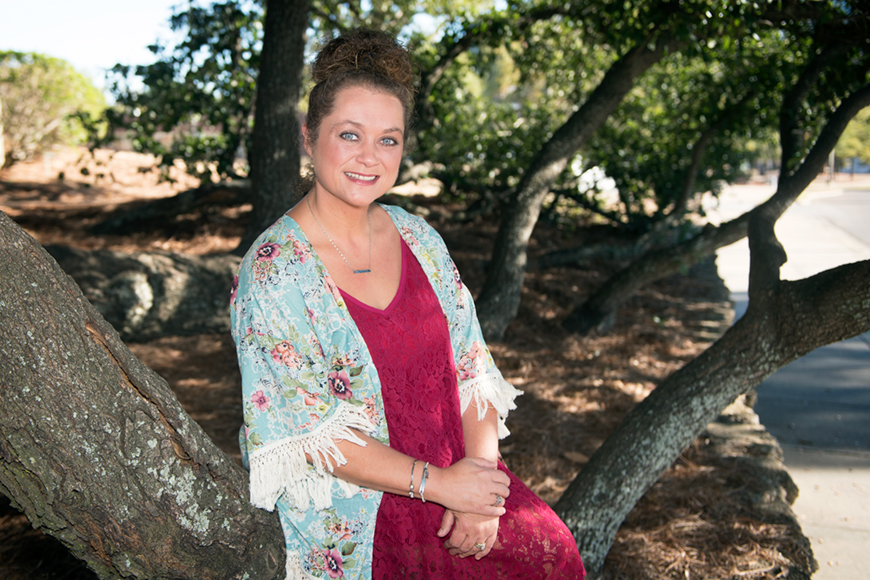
[{"left": 248, "top": 402, "right": 374, "bottom": 512}]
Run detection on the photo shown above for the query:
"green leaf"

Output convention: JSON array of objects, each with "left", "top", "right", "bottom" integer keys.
[{"left": 341, "top": 541, "right": 357, "bottom": 556}]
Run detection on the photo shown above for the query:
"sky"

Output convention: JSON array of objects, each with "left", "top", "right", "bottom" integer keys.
[{"left": 0, "top": 0, "right": 184, "bottom": 93}]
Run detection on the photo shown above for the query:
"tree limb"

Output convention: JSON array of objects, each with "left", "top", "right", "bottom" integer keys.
[{"left": 556, "top": 257, "right": 870, "bottom": 576}]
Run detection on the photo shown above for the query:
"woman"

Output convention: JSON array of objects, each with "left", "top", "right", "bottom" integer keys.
[{"left": 231, "top": 29, "right": 585, "bottom": 580}]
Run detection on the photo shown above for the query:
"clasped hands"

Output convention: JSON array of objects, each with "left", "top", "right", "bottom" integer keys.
[{"left": 434, "top": 457, "right": 510, "bottom": 560}]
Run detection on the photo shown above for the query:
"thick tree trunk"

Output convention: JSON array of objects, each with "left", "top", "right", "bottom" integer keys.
[
  {"left": 238, "top": 0, "right": 309, "bottom": 254},
  {"left": 556, "top": 223, "right": 870, "bottom": 576},
  {"left": 0, "top": 211, "right": 284, "bottom": 578},
  {"left": 474, "top": 40, "right": 678, "bottom": 341},
  {"left": 46, "top": 245, "right": 240, "bottom": 342}
]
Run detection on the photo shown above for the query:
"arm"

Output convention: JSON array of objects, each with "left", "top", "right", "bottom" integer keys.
[
  {"left": 438, "top": 403, "right": 505, "bottom": 559},
  {"left": 462, "top": 401, "right": 500, "bottom": 463},
  {"left": 325, "top": 430, "right": 509, "bottom": 518}
]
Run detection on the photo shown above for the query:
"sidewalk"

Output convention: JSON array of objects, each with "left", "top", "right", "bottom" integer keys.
[{"left": 712, "top": 176, "right": 870, "bottom": 579}]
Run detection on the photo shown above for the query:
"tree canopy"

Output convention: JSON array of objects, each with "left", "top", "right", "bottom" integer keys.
[
  {"left": 0, "top": 52, "right": 106, "bottom": 166},
  {"left": 836, "top": 105, "right": 870, "bottom": 166}
]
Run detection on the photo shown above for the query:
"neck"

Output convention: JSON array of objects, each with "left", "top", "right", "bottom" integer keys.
[{"left": 307, "top": 190, "right": 372, "bottom": 239}]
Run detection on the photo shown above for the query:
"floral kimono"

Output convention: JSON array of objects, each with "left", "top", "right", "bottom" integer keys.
[{"left": 230, "top": 204, "right": 521, "bottom": 580}]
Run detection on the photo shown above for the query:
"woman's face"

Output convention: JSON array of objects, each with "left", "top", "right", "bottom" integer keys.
[{"left": 304, "top": 85, "right": 405, "bottom": 209}]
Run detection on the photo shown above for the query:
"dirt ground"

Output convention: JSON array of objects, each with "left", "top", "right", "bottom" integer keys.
[{"left": 1, "top": 148, "right": 810, "bottom": 579}]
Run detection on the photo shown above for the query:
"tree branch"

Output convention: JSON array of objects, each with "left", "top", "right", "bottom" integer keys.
[{"left": 556, "top": 257, "right": 870, "bottom": 576}]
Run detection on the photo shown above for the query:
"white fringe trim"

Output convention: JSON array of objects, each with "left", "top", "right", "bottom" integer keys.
[
  {"left": 458, "top": 371, "right": 523, "bottom": 439},
  {"left": 247, "top": 402, "right": 376, "bottom": 512},
  {"left": 285, "top": 550, "right": 318, "bottom": 580}
]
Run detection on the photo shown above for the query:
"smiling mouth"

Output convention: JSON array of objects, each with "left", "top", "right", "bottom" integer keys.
[{"left": 345, "top": 172, "right": 377, "bottom": 182}]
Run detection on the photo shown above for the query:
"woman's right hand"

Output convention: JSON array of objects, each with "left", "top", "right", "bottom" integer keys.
[{"left": 427, "top": 457, "right": 510, "bottom": 517}]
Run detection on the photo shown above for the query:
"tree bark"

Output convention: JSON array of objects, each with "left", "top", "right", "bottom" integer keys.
[
  {"left": 474, "top": 39, "right": 679, "bottom": 341},
  {"left": 556, "top": 237, "right": 870, "bottom": 576},
  {"left": 46, "top": 245, "right": 240, "bottom": 342},
  {"left": 238, "top": 0, "right": 309, "bottom": 254},
  {"left": 0, "top": 211, "right": 284, "bottom": 579}
]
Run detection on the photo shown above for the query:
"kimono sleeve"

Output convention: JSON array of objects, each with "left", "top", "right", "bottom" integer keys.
[
  {"left": 390, "top": 206, "right": 522, "bottom": 438},
  {"left": 447, "top": 269, "right": 523, "bottom": 438},
  {"left": 230, "top": 238, "right": 376, "bottom": 513}
]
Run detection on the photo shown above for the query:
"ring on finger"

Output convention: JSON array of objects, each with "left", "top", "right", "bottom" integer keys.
[
  {"left": 475, "top": 542, "right": 486, "bottom": 551},
  {"left": 494, "top": 494, "right": 503, "bottom": 506}
]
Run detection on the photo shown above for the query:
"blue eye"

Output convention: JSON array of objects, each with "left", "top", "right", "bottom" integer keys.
[
  {"left": 381, "top": 137, "right": 400, "bottom": 146},
  {"left": 340, "top": 132, "right": 359, "bottom": 141}
]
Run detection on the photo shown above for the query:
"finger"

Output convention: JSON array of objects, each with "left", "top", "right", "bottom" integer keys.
[
  {"left": 475, "top": 505, "right": 506, "bottom": 517},
  {"left": 467, "top": 456, "right": 497, "bottom": 469},
  {"left": 443, "top": 529, "right": 467, "bottom": 551},
  {"left": 475, "top": 537, "right": 496, "bottom": 560},
  {"left": 437, "top": 510, "right": 455, "bottom": 538},
  {"left": 449, "top": 533, "right": 478, "bottom": 558}
]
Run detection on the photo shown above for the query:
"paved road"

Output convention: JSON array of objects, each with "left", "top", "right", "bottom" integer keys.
[{"left": 713, "top": 179, "right": 870, "bottom": 579}]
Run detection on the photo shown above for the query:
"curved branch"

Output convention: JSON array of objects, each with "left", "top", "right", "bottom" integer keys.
[
  {"left": 779, "top": 41, "right": 850, "bottom": 176},
  {"left": 556, "top": 257, "right": 870, "bottom": 576},
  {"left": 564, "top": 79, "right": 870, "bottom": 336},
  {"left": 476, "top": 36, "right": 683, "bottom": 340}
]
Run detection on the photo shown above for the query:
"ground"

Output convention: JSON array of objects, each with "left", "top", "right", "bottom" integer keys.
[{"left": 1, "top": 148, "right": 811, "bottom": 579}]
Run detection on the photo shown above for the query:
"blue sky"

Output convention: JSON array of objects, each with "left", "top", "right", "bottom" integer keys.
[{"left": 0, "top": 0, "right": 183, "bottom": 92}]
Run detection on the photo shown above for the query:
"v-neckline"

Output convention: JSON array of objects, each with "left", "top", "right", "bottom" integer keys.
[{"left": 338, "top": 239, "right": 408, "bottom": 316}]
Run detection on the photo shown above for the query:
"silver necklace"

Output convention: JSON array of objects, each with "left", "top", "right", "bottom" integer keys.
[{"left": 307, "top": 196, "right": 372, "bottom": 274}]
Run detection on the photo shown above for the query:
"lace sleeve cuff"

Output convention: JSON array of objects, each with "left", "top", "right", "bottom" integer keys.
[
  {"left": 458, "top": 371, "right": 523, "bottom": 439},
  {"left": 247, "top": 402, "right": 375, "bottom": 512}
]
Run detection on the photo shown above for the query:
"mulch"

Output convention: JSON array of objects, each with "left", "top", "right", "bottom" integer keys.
[{"left": 0, "top": 148, "right": 812, "bottom": 579}]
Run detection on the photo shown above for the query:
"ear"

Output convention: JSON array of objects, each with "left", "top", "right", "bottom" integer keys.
[{"left": 302, "top": 124, "right": 313, "bottom": 157}]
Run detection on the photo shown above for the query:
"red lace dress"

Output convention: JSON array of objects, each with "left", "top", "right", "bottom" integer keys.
[{"left": 340, "top": 240, "right": 585, "bottom": 580}]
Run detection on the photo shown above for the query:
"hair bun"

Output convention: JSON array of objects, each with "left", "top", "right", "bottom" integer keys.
[{"left": 312, "top": 29, "right": 415, "bottom": 95}]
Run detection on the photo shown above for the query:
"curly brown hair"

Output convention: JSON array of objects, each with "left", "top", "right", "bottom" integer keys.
[{"left": 305, "top": 28, "right": 416, "bottom": 150}]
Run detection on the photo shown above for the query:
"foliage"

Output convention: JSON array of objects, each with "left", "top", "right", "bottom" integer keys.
[
  {"left": 413, "top": 10, "right": 615, "bottom": 204},
  {"left": 581, "top": 26, "right": 790, "bottom": 231},
  {"left": 102, "top": 0, "right": 869, "bottom": 220},
  {"left": 417, "top": 43, "right": 566, "bottom": 202},
  {"left": 104, "top": 0, "right": 441, "bottom": 183},
  {"left": 0, "top": 51, "right": 106, "bottom": 165},
  {"left": 106, "top": 1, "right": 264, "bottom": 182},
  {"left": 836, "top": 106, "right": 870, "bottom": 165}
]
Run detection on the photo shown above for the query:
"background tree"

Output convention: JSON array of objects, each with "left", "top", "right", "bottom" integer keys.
[
  {"left": 242, "top": 0, "right": 310, "bottom": 251},
  {"left": 105, "top": 2, "right": 264, "bottom": 182},
  {"left": 471, "top": 0, "right": 776, "bottom": 340},
  {"left": 836, "top": 105, "right": 870, "bottom": 171},
  {"left": 557, "top": 58, "right": 870, "bottom": 574},
  {"left": 564, "top": 3, "right": 870, "bottom": 335},
  {"left": 0, "top": 52, "right": 105, "bottom": 166}
]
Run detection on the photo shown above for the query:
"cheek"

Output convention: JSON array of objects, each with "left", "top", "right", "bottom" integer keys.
[{"left": 384, "top": 149, "right": 404, "bottom": 171}]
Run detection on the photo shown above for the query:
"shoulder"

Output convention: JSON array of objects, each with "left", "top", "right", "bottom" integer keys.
[
  {"left": 381, "top": 203, "right": 430, "bottom": 231},
  {"left": 381, "top": 203, "right": 448, "bottom": 253}
]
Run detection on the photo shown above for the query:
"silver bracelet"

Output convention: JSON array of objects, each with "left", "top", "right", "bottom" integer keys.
[
  {"left": 419, "top": 462, "right": 429, "bottom": 503},
  {"left": 409, "top": 460, "right": 418, "bottom": 499}
]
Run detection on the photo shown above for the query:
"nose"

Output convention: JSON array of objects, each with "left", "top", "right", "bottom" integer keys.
[{"left": 356, "top": 139, "right": 377, "bottom": 166}]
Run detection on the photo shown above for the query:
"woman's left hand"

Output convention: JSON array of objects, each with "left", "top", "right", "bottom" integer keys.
[{"left": 437, "top": 509, "right": 500, "bottom": 560}]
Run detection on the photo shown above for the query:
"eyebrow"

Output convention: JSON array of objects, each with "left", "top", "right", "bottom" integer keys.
[{"left": 338, "top": 120, "right": 403, "bottom": 134}]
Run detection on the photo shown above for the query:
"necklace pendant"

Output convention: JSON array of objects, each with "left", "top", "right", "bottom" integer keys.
[{"left": 353, "top": 269, "right": 372, "bottom": 274}]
